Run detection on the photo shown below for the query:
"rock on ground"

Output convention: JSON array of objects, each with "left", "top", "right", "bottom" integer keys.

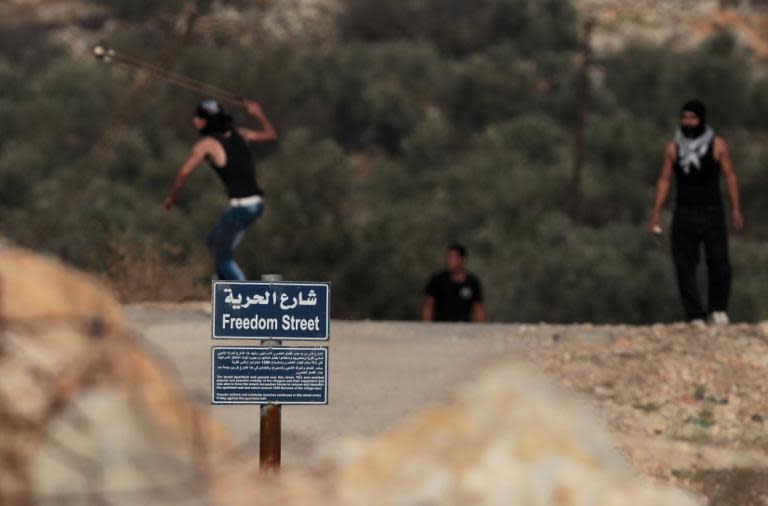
[{"left": 0, "top": 245, "right": 257, "bottom": 505}]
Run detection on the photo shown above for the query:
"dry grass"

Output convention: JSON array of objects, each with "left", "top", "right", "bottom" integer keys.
[{"left": 103, "top": 239, "right": 210, "bottom": 302}]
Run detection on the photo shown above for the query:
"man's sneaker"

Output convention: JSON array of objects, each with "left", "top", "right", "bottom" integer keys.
[
  {"left": 710, "top": 311, "right": 730, "bottom": 325},
  {"left": 690, "top": 319, "right": 707, "bottom": 328}
]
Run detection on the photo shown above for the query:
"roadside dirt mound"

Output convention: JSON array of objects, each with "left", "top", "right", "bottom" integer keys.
[
  {"left": 329, "top": 365, "right": 700, "bottom": 506},
  {"left": 528, "top": 323, "right": 768, "bottom": 502}
]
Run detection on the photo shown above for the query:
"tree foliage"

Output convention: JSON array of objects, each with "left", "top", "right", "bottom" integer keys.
[{"left": 1, "top": 3, "right": 767, "bottom": 322}]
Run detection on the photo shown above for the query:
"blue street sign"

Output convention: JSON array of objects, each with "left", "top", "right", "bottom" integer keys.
[
  {"left": 212, "top": 281, "right": 330, "bottom": 340},
  {"left": 211, "top": 347, "right": 328, "bottom": 405}
]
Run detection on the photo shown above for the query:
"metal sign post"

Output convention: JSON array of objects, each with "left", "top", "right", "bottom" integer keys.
[
  {"left": 260, "top": 404, "right": 281, "bottom": 471},
  {"left": 261, "top": 274, "right": 282, "bottom": 471},
  {"left": 260, "top": 337, "right": 282, "bottom": 472}
]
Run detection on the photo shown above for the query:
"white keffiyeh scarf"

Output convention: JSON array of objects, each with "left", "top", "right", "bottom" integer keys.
[{"left": 674, "top": 126, "right": 715, "bottom": 174}]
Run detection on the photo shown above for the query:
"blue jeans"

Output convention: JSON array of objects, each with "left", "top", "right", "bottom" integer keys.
[{"left": 206, "top": 203, "right": 263, "bottom": 281}]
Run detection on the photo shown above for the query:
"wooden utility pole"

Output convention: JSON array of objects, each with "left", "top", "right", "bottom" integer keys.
[{"left": 569, "top": 16, "right": 595, "bottom": 225}]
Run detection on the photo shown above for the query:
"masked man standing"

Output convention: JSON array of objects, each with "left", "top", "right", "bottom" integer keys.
[{"left": 649, "top": 99, "right": 744, "bottom": 324}]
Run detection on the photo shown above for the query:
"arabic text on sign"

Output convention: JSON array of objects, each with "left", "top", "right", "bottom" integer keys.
[{"left": 223, "top": 288, "right": 319, "bottom": 310}]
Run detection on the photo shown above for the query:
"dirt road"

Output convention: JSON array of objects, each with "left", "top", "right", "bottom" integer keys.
[{"left": 125, "top": 304, "right": 541, "bottom": 468}]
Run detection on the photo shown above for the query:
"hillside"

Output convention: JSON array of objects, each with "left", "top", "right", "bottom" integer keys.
[
  {"left": 2, "top": 0, "right": 768, "bottom": 326},
  {"left": 2, "top": 0, "right": 768, "bottom": 61},
  {"left": 574, "top": 0, "right": 768, "bottom": 59}
]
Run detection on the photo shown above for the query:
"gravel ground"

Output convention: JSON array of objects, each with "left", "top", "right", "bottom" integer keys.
[{"left": 126, "top": 303, "right": 768, "bottom": 504}]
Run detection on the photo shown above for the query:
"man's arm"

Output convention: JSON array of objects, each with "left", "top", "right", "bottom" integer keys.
[
  {"left": 421, "top": 296, "right": 435, "bottom": 322},
  {"left": 716, "top": 137, "right": 744, "bottom": 231},
  {"left": 238, "top": 99, "right": 278, "bottom": 143},
  {"left": 472, "top": 302, "right": 486, "bottom": 323},
  {"left": 163, "top": 140, "right": 210, "bottom": 212},
  {"left": 649, "top": 141, "right": 675, "bottom": 232}
]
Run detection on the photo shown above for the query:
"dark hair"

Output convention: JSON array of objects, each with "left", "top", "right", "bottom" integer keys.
[
  {"left": 681, "top": 99, "right": 707, "bottom": 124},
  {"left": 448, "top": 243, "right": 467, "bottom": 258},
  {"left": 195, "top": 99, "right": 233, "bottom": 135}
]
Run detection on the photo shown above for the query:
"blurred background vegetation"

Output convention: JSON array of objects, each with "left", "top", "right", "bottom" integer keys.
[{"left": 1, "top": 0, "right": 767, "bottom": 322}]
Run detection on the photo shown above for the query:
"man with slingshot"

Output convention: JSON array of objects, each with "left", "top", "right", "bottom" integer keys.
[
  {"left": 91, "top": 46, "right": 279, "bottom": 280},
  {"left": 164, "top": 98, "right": 277, "bottom": 281}
]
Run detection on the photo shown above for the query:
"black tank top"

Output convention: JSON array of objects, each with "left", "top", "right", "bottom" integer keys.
[
  {"left": 206, "top": 130, "right": 262, "bottom": 198},
  {"left": 673, "top": 139, "right": 722, "bottom": 208}
]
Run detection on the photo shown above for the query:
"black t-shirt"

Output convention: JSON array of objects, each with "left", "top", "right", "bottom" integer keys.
[{"left": 425, "top": 270, "right": 483, "bottom": 322}]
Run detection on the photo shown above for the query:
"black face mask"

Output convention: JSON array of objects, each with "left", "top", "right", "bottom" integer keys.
[
  {"left": 681, "top": 123, "right": 705, "bottom": 139},
  {"left": 198, "top": 115, "right": 232, "bottom": 136},
  {"left": 680, "top": 99, "right": 707, "bottom": 139},
  {"left": 196, "top": 100, "right": 232, "bottom": 135}
]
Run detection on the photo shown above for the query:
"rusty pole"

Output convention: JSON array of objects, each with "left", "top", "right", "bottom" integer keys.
[
  {"left": 259, "top": 403, "right": 281, "bottom": 471},
  {"left": 259, "top": 274, "right": 284, "bottom": 472}
]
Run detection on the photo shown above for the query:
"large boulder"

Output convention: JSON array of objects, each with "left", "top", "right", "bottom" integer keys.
[{"left": 0, "top": 245, "right": 250, "bottom": 505}]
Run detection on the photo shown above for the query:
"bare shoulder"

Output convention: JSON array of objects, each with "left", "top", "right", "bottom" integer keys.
[
  {"left": 714, "top": 136, "right": 730, "bottom": 158},
  {"left": 664, "top": 140, "right": 676, "bottom": 157}
]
